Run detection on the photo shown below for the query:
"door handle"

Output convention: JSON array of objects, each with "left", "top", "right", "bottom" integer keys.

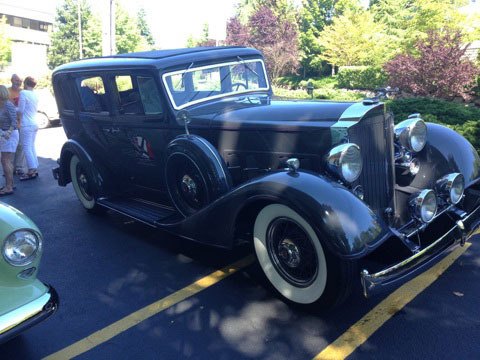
[
  {"left": 110, "top": 128, "right": 120, "bottom": 134},
  {"left": 102, "top": 128, "right": 111, "bottom": 133}
]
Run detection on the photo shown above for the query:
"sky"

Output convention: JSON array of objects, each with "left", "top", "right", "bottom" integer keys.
[{"left": 44, "top": 0, "right": 240, "bottom": 49}]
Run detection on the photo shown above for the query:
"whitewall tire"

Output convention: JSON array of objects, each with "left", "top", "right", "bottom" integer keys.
[
  {"left": 70, "top": 155, "right": 98, "bottom": 211},
  {"left": 254, "top": 204, "right": 328, "bottom": 304}
]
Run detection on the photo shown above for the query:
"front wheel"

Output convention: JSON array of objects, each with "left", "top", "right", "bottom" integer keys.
[
  {"left": 70, "top": 155, "right": 104, "bottom": 214},
  {"left": 253, "top": 204, "right": 356, "bottom": 308}
]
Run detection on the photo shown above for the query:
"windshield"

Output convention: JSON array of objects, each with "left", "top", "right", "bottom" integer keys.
[{"left": 162, "top": 59, "right": 269, "bottom": 110}]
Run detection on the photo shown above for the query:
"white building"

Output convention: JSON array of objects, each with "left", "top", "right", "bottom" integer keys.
[{"left": 0, "top": 0, "right": 55, "bottom": 76}]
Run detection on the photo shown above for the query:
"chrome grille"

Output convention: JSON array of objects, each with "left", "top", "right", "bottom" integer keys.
[{"left": 348, "top": 113, "right": 394, "bottom": 213}]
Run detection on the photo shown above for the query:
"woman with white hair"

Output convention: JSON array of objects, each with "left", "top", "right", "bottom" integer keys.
[{"left": 0, "top": 85, "right": 19, "bottom": 195}]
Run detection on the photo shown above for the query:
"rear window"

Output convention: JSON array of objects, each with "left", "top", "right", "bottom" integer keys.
[{"left": 77, "top": 76, "right": 108, "bottom": 113}]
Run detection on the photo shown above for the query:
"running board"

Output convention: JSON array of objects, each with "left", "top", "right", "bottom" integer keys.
[{"left": 97, "top": 197, "right": 179, "bottom": 227}]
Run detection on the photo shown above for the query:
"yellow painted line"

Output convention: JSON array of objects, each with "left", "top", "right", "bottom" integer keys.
[
  {"left": 44, "top": 255, "right": 255, "bottom": 360},
  {"left": 313, "top": 243, "right": 472, "bottom": 360}
]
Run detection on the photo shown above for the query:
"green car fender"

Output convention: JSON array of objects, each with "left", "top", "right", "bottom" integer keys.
[{"left": 0, "top": 202, "right": 48, "bottom": 316}]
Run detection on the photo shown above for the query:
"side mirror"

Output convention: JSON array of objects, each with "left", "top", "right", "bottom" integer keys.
[{"left": 176, "top": 110, "right": 191, "bottom": 135}]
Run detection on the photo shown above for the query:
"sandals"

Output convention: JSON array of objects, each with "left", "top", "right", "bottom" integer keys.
[
  {"left": 19, "top": 172, "right": 38, "bottom": 181},
  {"left": 0, "top": 188, "right": 14, "bottom": 196}
]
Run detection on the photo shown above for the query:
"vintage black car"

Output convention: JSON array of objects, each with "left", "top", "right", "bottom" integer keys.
[{"left": 52, "top": 47, "right": 480, "bottom": 308}]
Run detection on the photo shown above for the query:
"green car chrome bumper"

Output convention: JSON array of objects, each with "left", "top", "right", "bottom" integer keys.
[{"left": 0, "top": 285, "right": 58, "bottom": 344}]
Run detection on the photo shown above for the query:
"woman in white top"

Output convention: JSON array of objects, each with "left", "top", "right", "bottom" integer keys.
[{"left": 17, "top": 76, "right": 39, "bottom": 180}]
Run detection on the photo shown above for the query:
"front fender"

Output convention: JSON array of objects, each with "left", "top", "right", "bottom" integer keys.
[
  {"left": 408, "top": 123, "right": 480, "bottom": 189},
  {"left": 164, "top": 170, "right": 388, "bottom": 258}
]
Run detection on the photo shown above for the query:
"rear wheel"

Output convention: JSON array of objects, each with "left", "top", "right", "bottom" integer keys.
[
  {"left": 70, "top": 155, "right": 104, "bottom": 213},
  {"left": 254, "top": 204, "right": 356, "bottom": 308},
  {"left": 35, "top": 112, "right": 50, "bottom": 129}
]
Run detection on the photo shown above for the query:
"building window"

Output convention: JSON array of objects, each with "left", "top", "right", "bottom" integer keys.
[{"left": 13, "top": 16, "right": 22, "bottom": 27}]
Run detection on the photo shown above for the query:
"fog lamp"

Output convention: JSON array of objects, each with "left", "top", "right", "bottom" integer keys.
[
  {"left": 411, "top": 189, "right": 437, "bottom": 223},
  {"left": 437, "top": 173, "right": 464, "bottom": 205}
]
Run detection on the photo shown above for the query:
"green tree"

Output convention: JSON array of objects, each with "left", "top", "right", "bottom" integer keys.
[
  {"left": 298, "top": 0, "right": 336, "bottom": 77},
  {"left": 48, "top": 0, "right": 101, "bottom": 69},
  {"left": 298, "top": 0, "right": 363, "bottom": 77},
  {"left": 403, "top": 0, "right": 469, "bottom": 51},
  {"left": 0, "top": 16, "right": 11, "bottom": 69},
  {"left": 115, "top": 3, "right": 144, "bottom": 54},
  {"left": 137, "top": 8, "right": 155, "bottom": 47},
  {"left": 318, "top": 8, "right": 389, "bottom": 73}
]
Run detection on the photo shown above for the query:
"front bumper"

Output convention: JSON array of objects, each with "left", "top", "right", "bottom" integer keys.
[
  {"left": 361, "top": 204, "right": 480, "bottom": 297},
  {"left": 0, "top": 285, "right": 58, "bottom": 344}
]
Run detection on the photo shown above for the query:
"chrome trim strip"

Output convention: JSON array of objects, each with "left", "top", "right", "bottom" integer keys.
[
  {"left": 0, "top": 291, "right": 53, "bottom": 335},
  {"left": 361, "top": 203, "right": 480, "bottom": 297}
]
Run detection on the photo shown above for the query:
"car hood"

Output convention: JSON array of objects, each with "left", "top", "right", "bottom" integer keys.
[{"left": 188, "top": 98, "right": 356, "bottom": 125}]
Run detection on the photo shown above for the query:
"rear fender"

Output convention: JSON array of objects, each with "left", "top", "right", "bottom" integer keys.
[
  {"left": 164, "top": 170, "right": 388, "bottom": 258},
  {"left": 58, "top": 140, "right": 116, "bottom": 197}
]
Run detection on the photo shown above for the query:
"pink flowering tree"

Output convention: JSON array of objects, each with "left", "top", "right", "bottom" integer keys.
[
  {"left": 226, "top": 6, "right": 299, "bottom": 81},
  {"left": 384, "top": 30, "right": 480, "bottom": 100}
]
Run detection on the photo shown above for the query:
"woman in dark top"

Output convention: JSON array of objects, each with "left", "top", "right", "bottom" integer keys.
[{"left": 0, "top": 85, "right": 19, "bottom": 195}]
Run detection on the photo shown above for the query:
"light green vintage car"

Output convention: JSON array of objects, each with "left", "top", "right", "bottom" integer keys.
[{"left": 0, "top": 202, "right": 58, "bottom": 344}]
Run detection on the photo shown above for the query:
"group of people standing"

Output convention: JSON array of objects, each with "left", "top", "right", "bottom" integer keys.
[{"left": 0, "top": 74, "right": 40, "bottom": 196}]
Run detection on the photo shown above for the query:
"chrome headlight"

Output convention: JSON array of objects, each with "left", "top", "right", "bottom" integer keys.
[
  {"left": 411, "top": 189, "right": 437, "bottom": 223},
  {"left": 437, "top": 173, "right": 465, "bottom": 205},
  {"left": 2, "top": 230, "right": 41, "bottom": 266},
  {"left": 394, "top": 118, "right": 427, "bottom": 152},
  {"left": 327, "top": 143, "right": 363, "bottom": 183}
]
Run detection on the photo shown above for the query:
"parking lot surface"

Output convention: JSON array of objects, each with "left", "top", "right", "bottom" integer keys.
[{"left": 1, "top": 127, "right": 479, "bottom": 360}]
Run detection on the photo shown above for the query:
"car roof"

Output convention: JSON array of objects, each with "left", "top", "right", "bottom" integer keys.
[{"left": 53, "top": 46, "right": 263, "bottom": 75}]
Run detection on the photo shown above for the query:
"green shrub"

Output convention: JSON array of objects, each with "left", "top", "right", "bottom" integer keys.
[
  {"left": 387, "top": 98, "right": 480, "bottom": 125},
  {"left": 275, "top": 75, "right": 304, "bottom": 89},
  {"left": 337, "top": 66, "right": 388, "bottom": 90},
  {"left": 272, "top": 86, "right": 366, "bottom": 101}
]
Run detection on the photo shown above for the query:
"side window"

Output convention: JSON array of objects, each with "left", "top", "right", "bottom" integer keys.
[
  {"left": 55, "top": 76, "right": 75, "bottom": 112},
  {"left": 115, "top": 75, "right": 144, "bottom": 115},
  {"left": 137, "top": 76, "right": 163, "bottom": 115},
  {"left": 77, "top": 76, "right": 107, "bottom": 113}
]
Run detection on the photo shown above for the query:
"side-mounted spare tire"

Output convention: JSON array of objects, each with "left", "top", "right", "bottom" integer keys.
[{"left": 165, "top": 135, "right": 232, "bottom": 217}]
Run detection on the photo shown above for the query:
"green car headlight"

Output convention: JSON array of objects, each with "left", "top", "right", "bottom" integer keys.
[{"left": 2, "top": 230, "right": 42, "bottom": 266}]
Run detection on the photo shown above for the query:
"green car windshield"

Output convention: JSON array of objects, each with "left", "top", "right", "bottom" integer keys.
[{"left": 162, "top": 59, "right": 270, "bottom": 110}]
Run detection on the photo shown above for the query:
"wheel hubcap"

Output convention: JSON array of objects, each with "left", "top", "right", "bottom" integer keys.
[
  {"left": 76, "top": 165, "right": 93, "bottom": 201},
  {"left": 181, "top": 174, "right": 198, "bottom": 198},
  {"left": 266, "top": 217, "right": 318, "bottom": 287},
  {"left": 278, "top": 239, "right": 301, "bottom": 268}
]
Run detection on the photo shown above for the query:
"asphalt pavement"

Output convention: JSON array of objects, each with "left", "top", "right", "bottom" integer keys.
[{"left": 0, "top": 126, "right": 479, "bottom": 360}]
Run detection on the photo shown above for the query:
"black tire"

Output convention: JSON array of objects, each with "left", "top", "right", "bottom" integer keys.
[
  {"left": 35, "top": 112, "right": 50, "bottom": 129},
  {"left": 165, "top": 136, "right": 231, "bottom": 217},
  {"left": 253, "top": 204, "right": 356, "bottom": 309},
  {"left": 70, "top": 155, "right": 105, "bottom": 214}
]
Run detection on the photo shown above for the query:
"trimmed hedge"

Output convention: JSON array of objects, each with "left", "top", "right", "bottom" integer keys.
[
  {"left": 337, "top": 66, "right": 388, "bottom": 90},
  {"left": 272, "top": 86, "right": 366, "bottom": 101},
  {"left": 387, "top": 97, "right": 480, "bottom": 152}
]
